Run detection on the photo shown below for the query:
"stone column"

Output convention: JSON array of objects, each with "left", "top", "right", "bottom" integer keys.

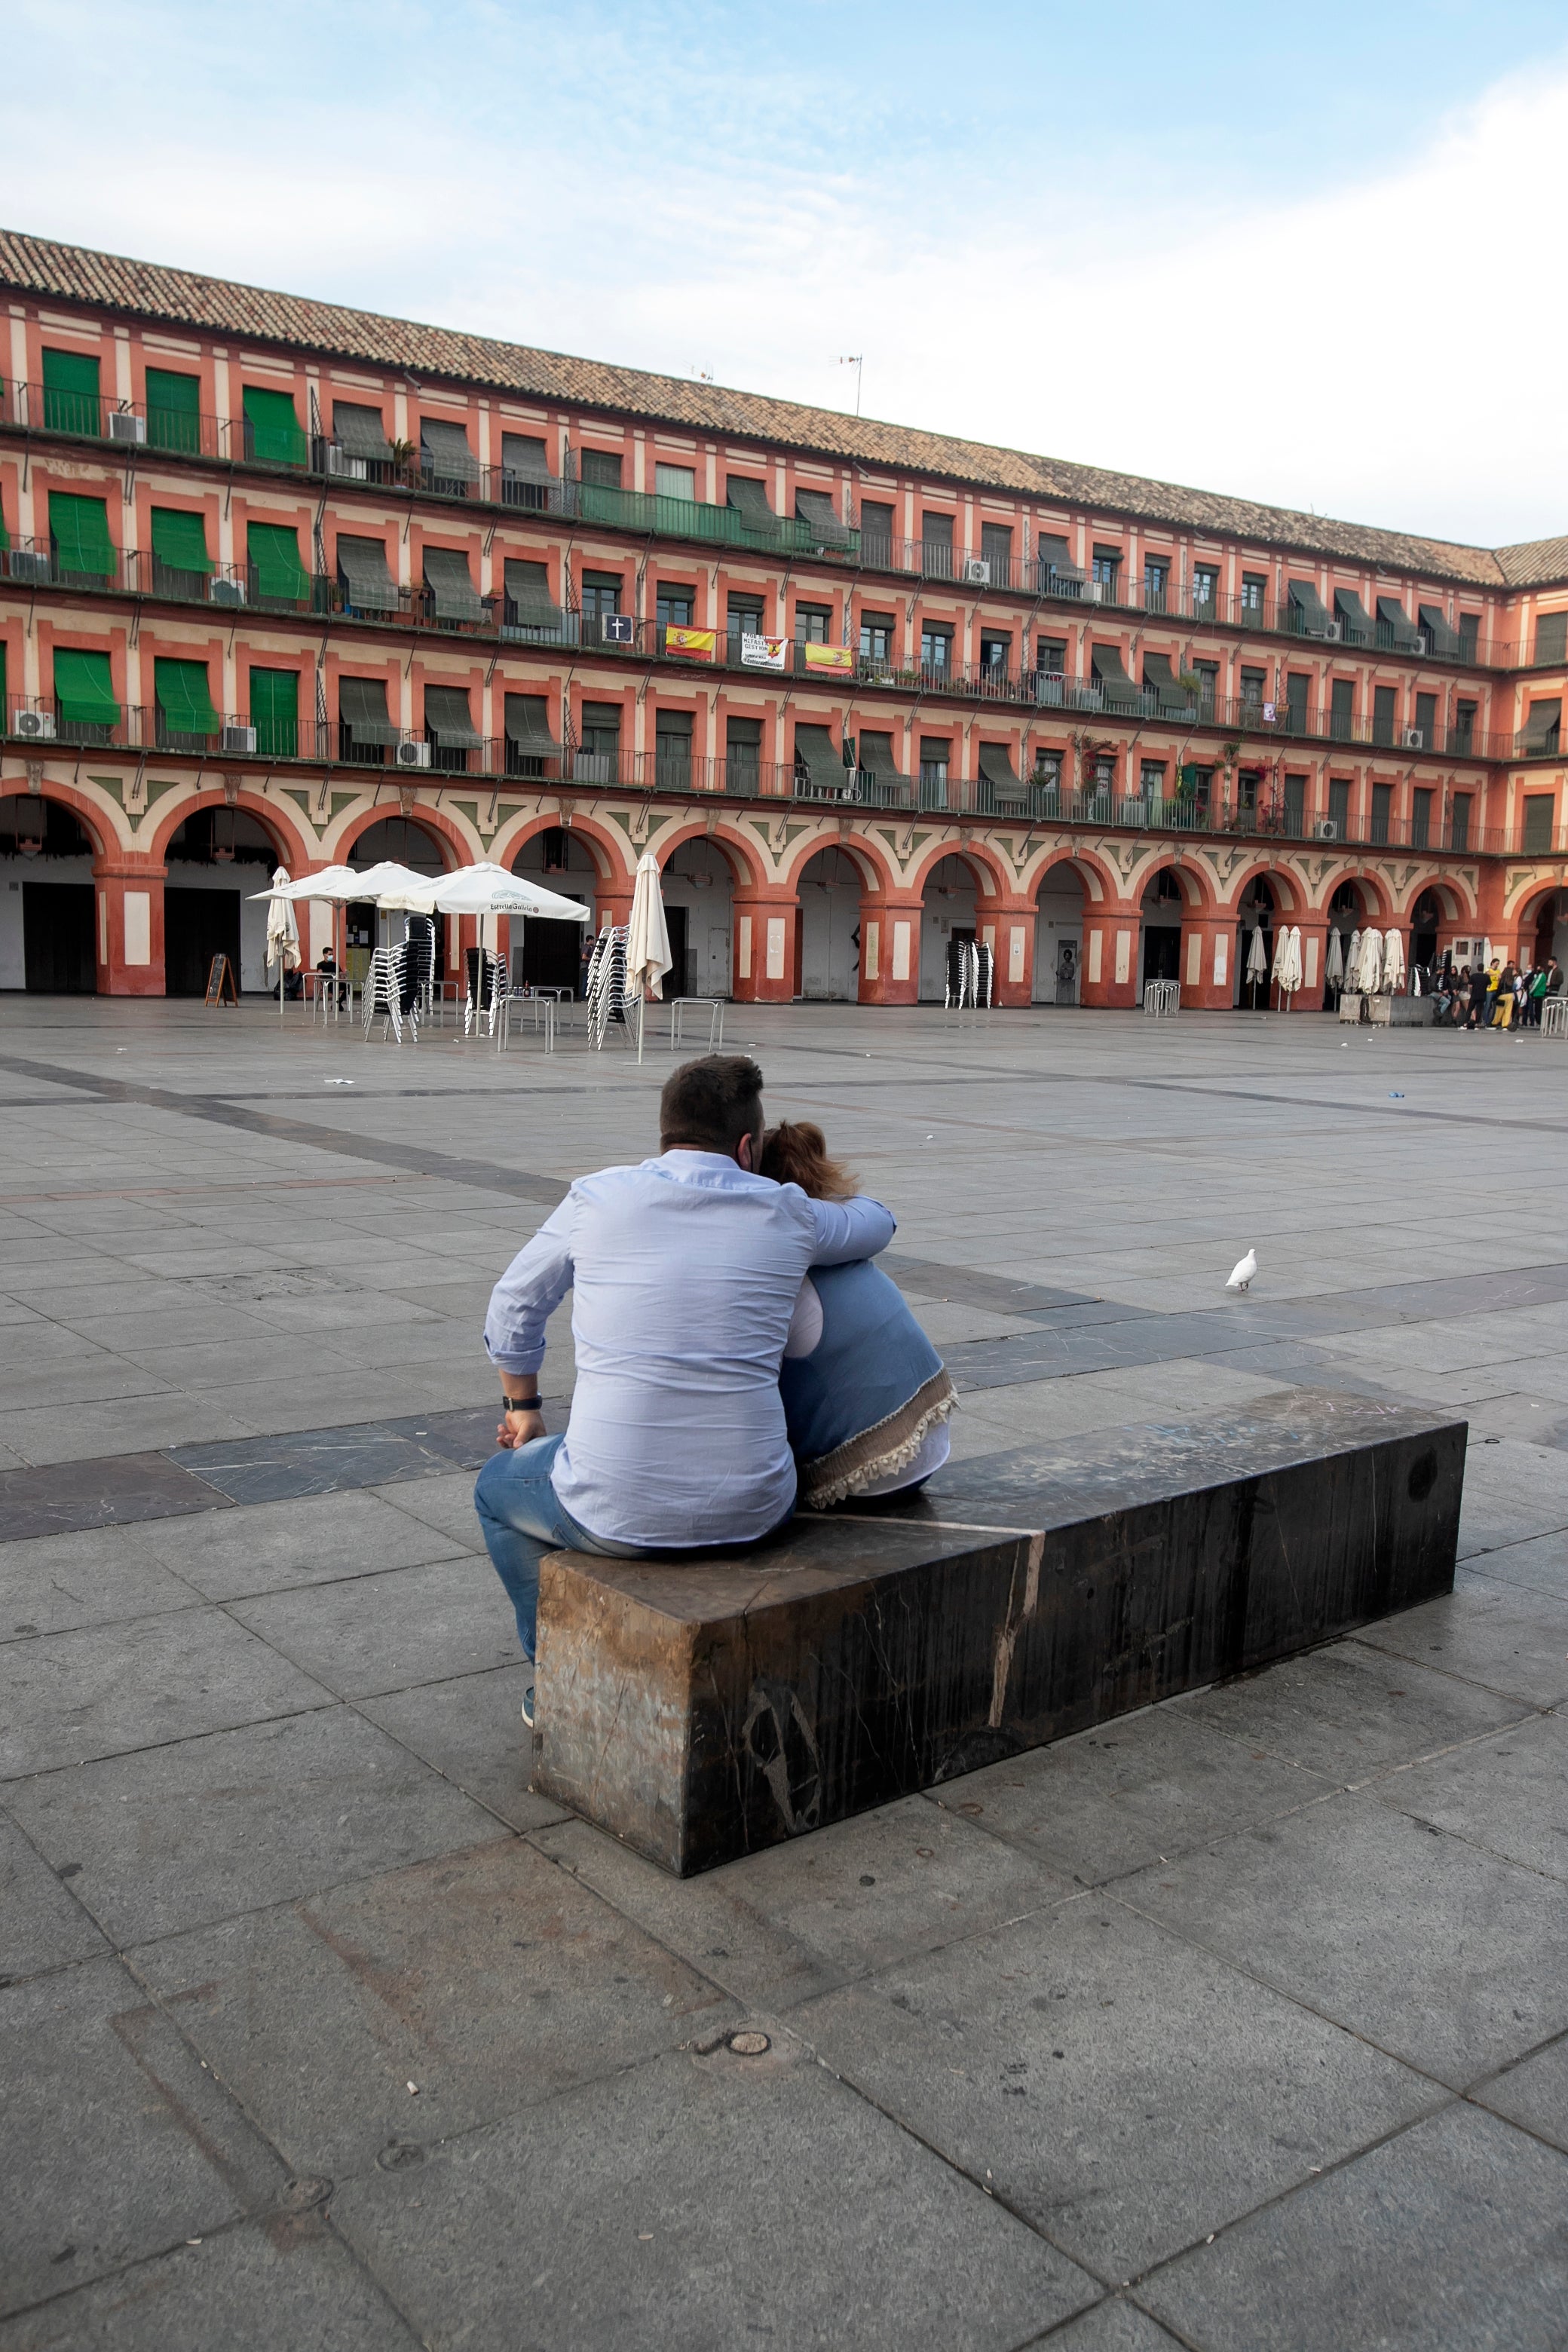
[
  {"left": 731, "top": 887, "right": 798, "bottom": 1004},
  {"left": 1178, "top": 915, "right": 1236, "bottom": 1011},
  {"left": 1080, "top": 907, "right": 1140, "bottom": 1008},
  {"left": 93, "top": 858, "right": 164, "bottom": 997},
  {"left": 857, "top": 894, "right": 923, "bottom": 1006},
  {"left": 988, "top": 903, "right": 1037, "bottom": 1006}
]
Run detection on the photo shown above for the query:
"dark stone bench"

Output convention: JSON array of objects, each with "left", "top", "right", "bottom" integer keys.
[{"left": 531, "top": 1391, "right": 1465, "bottom": 1876}]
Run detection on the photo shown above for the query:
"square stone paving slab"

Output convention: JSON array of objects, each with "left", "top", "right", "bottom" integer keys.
[
  {"left": 1139, "top": 2102, "right": 1568, "bottom": 2352},
  {"left": 7, "top": 1705, "right": 506, "bottom": 1945},
  {"left": 1473, "top": 2027, "right": 1568, "bottom": 2153},
  {"left": 1119, "top": 1790, "right": 1568, "bottom": 2087},
  {"left": 330, "top": 2036, "right": 1098, "bottom": 2352},
  {"left": 133, "top": 1839, "right": 738, "bottom": 2179},
  {"left": 794, "top": 1895, "right": 1438, "bottom": 2280},
  {"left": 228, "top": 1553, "right": 515, "bottom": 1700}
]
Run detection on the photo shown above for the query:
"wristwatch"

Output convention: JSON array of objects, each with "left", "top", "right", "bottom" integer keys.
[{"left": 501, "top": 1396, "right": 539, "bottom": 1413}]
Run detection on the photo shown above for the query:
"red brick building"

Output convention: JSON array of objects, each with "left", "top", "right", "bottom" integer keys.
[{"left": 2, "top": 229, "right": 1563, "bottom": 1009}]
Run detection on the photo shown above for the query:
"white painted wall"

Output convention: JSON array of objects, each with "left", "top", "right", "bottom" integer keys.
[
  {"left": 659, "top": 840, "right": 733, "bottom": 998},
  {"left": 1033, "top": 871, "right": 1086, "bottom": 1002},
  {"left": 920, "top": 859, "right": 976, "bottom": 999},
  {"left": 798, "top": 849, "right": 860, "bottom": 1000}
]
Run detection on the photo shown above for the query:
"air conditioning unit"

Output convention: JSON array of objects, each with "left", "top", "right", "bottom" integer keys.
[
  {"left": 326, "top": 446, "right": 368, "bottom": 479},
  {"left": 8, "top": 550, "right": 51, "bottom": 583},
  {"left": 1084, "top": 581, "right": 1106, "bottom": 603},
  {"left": 109, "top": 411, "right": 146, "bottom": 445},
  {"left": 1411, "top": 634, "right": 1427, "bottom": 656},
  {"left": 210, "top": 577, "right": 247, "bottom": 607},
  {"left": 14, "top": 709, "right": 56, "bottom": 742},
  {"left": 963, "top": 558, "right": 991, "bottom": 586},
  {"left": 1313, "top": 818, "right": 1340, "bottom": 841},
  {"left": 1401, "top": 727, "right": 1425, "bottom": 750},
  {"left": 1323, "top": 621, "right": 1342, "bottom": 642},
  {"left": 221, "top": 724, "right": 257, "bottom": 755},
  {"left": 395, "top": 739, "right": 432, "bottom": 769}
]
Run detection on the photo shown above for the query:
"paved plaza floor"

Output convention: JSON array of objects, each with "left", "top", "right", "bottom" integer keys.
[{"left": 1, "top": 991, "right": 1565, "bottom": 2350}]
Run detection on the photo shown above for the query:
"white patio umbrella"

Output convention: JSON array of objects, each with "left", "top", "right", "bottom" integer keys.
[
  {"left": 1356, "top": 927, "right": 1383, "bottom": 992},
  {"left": 625, "top": 850, "right": 672, "bottom": 1062},
  {"left": 1325, "top": 926, "right": 1344, "bottom": 986},
  {"left": 353, "top": 861, "right": 439, "bottom": 913},
  {"left": 251, "top": 866, "right": 301, "bottom": 1020},
  {"left": 1383, "top": 928, "right": 1406, "bottom": 994},
  {"left": 1245, "top": 924, "right": 1268, "bottom": 1003},
  {"left": 250, "top": 864, "right": 363, "bottom": 1013},
  {"left": 1345, "top": 928, "right": 1362, "bottom": 991},
  {"left": 1273, "top": 926, "right": 1303, "bottom": 998},
  {"left": 431, "top": 862, "right": 592, "bottom": 923}
]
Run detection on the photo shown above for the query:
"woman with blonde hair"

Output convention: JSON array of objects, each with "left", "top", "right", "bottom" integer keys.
[{"left": 758, "top": 1121, "right": 955, "bottom": 1505}]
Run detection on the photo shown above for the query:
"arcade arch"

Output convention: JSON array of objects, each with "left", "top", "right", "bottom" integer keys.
[
  {"left": 919, "top": 853, "right": 994, "bottom": 999},
  {"left": 164, "top": 805, "right": 283, "bottom": 996},
  {"left": 344, "top": 813, "right": 452, "bottom": 988},
  {"left": 510, "top": 824, "right": 602, "bottom": 994},
  {"left": 1521, "top": 885, "right": 1567, "bottom": 972},
  {"left": 1034, "top": 859, "right": 1089, "bottom": 1004},
  {"left": 796, "top": 845, "right": 862, "bottom": 1001},
  {"left": 660, "top": 835, "right": 738, "bottom": 1001},
  {"left": 1138, "top": 865, "right": 1188, "bottom": 999},
  {"left": 0, "top": 789, "right": 98, "bottom": 993}
]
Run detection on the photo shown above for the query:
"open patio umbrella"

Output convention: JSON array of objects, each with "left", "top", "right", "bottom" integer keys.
[
  {"left": 626, "top": 850, "right": 672, "bottom": 1062},
  {"left": 430, "top": 861, "right": 592, "bottom": 923},
  {"left": 250, "top": 864, "right": 364, "bottom": 1015},
  {"left": 352, "top": 861, "right": 439, "bottom": 914},
  {"left": 1383, "top": 929, "right": 1406, "bottom": 994}
]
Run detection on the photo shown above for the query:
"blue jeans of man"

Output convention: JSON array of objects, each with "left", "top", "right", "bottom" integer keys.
[{"left": 473, "top": 1434, "right": 651, "bottom": 1661}]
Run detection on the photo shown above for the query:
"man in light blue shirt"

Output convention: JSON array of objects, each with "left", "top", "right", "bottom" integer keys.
[{"left": 476, "top": 1054, "right": 896, "bottom": 1723}]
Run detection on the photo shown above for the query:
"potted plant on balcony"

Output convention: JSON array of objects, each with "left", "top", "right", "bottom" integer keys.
[{"left": 389, "top": 438, "right": 421, "bottom": 489}]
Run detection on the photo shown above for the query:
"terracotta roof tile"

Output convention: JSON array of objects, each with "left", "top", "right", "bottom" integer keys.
[
  {"left": 1493, "top": 537, "right": 1568, "bottom": 589},
  {"left": 0, "top": 228, "right": 1546, "bottom": 591}
]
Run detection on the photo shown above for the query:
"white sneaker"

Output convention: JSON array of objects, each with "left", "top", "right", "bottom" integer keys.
[{"left": 520, "top": 1684, "right": 535, "bottom": 1729}]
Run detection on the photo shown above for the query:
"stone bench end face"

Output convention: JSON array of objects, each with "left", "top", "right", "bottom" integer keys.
[{"left": 531, "top": 1395, "right": 1465, "bottom": 1878}]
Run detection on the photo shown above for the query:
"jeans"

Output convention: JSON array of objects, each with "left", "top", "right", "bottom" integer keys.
[{"left": 473, "top": 1434, "right": 649, "bottom": 1660}]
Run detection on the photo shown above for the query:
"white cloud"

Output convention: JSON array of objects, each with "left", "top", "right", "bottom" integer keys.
[{"left": 5, "top": 14, "right": 1565, "bottom": 545}]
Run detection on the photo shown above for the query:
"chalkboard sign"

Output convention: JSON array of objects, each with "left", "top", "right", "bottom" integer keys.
[{"left": 204, "top": 954, "right": 239, "bottom": 1006}]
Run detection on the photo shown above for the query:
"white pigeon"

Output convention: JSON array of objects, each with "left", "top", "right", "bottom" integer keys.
[{"left": 1226, "top": 1248, "right": 1258, "bottom": 1293}]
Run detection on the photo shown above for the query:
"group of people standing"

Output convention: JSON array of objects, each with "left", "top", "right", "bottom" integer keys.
[{"left": 1433, "top": 955, "right": 1562, "bottom": 1031}]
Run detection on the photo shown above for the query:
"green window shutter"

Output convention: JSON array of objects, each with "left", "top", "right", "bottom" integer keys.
[
  {"left": 154, "top": 657, "right": 220, "bottom": 736},
  {"left": 151, "top": 507, "right": 213, "bottom": 577},
  {"left": 247, "top": 521, "right": 310, "bottom": 605},
  {"left": 53, "top": 647, "right": 121, "bottom": 727},
  {"left": 0, "top": 489, "right": 8, "bottom": 552},
  {"left": 242, "top": 386, "right": 305, "bottom": 467},
  {"left": 249, "top": 666, "right": 299, "bottom": 758},
  {"left": 145, "top": 368, "right": 201, "bottom": 455},
  {"left": 41, "top": 348, "right": 101, "bottom": 435},
  {"left": 0, "top": 641, "right": 6, "bottom": 720},
  {"left": 48, "top": 492, "right": 116, "bottom": 579}
]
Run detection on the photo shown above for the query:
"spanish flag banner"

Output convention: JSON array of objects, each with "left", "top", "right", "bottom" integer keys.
[
  {"left": 803, "top": 642, "right": 853, "bottom": 673},
  {"left": 665, "top": 626, "right": 716, "bottom": 660}
]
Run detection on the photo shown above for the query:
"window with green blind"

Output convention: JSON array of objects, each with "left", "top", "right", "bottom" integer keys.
[
  {"left": 154, "top": 657, "right": 219, "bottom": 743},
  {"left": 249, "top": 667, "right": 299, "bottom": 758},
  {"left": 242, "top": 386, "right": 305, "bottom": 467},
  {"left": 49, "top": 492, "right": 116, "bottom": 579},
  {"left": 145, "top": 367, "right": 201, "bottom": 455},
  {"left": 247, "top": 520, "right": 310, "bottom": 608},
  {"left": 41, "top": 348, "right": 101, "bottom": 436},
  {"left": 0, "top": 488, "right": 9, "bottom": 552},
  {"left": 53, "top": 647, "right": 121, "bottom": 730},
  {"left": 150, "top": 507, "right": 213, "bottom": 589}
]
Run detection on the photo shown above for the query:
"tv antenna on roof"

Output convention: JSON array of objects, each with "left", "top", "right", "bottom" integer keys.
[{"left": 838, "top": 355, "right": 863, "bottom": 417}]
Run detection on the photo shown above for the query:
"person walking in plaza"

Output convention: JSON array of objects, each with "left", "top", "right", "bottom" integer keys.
[
  {"left": 1464, "top": 963, "right": 1490, "bottom": 1029},
  {"left": 474, "top": 1055, "right": 896, "bottom": 1726},
  {"left": 758, "top": 1121, "right": 956, "bottom": 1505}
]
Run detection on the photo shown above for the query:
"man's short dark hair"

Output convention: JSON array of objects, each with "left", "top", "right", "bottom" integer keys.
[{"left": 660, "top": 1055, "right": 764, "bottom": 1156}]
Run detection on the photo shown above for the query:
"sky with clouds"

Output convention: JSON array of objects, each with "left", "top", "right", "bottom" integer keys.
[{"left": 5, "top": 0, "right": 1566, "bottom": 547}]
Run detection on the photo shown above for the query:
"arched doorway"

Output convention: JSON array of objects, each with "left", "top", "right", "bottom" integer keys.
[
  {"left": 1138, "top": 866, "right": 1184, "bottom": 1001},
  {"left": 796, "top": 845, "right": 862, "bottom": 1001},
  {"left": 920, "top": 854, "right": 978, "bottom": 1000},
  {"left": 1034, "top": 861, "right": 1086, "bottom": 1003},
  {"left": 1235, "top": 876, "right": 1277, "bottom": 1009},
  {"left": 347, "top": 815, "right": 448, "bottom": 991},
  {"left": 0, "top": 792, "right": 97, "bottom": 992},
  {"left": 1410, "top": 888, "right": 1443, "bottom": 982},
  {"left": 164, "top": 805, "right": 281, "bottom": 996},
  {"left": 1525, "top": 887, "right": 1566, "bottom": 973},
  {"left": 660, "top": 836, "right": 736, "bottom": 1000},
  {"left": 511, "top": 825, "right": 600, "bottom": 995},
  {"left": 1324, "top": 880, "right": 1371, "bottom": 1008}
]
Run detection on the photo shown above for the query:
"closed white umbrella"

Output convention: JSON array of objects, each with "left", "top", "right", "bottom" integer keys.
[
  {"left": 257, "top": 865, "right": 301, "bottom": 1019},
  {"left": 1356, "top": 927, "right": 1383, "bottom": 992},
  {"left": 1383, "top": 928, "right": 1405, "bottom": 993},
  {"left": 1246, "top": 924, "right": 1268, "bottom": 982},
  {"left": 1345, "top": 928, "right": 1361, "bottom": 991},
  {"left": 625, "top": 850, "right": 672, "bottom": 1064},
  {"left": 1276, "top": 925, "right": 1303, "bottom": 996},
  {"left": 1326, "top": 926, "right": 1344, "bottom": 985}
]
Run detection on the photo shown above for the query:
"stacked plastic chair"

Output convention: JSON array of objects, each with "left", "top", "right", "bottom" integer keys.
[
  {"left": 463, "top": 945, "right": 509, "bottom": 1038},
  {"left": 586, "top": 924, "right": 629, "bottom": 1049}
]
